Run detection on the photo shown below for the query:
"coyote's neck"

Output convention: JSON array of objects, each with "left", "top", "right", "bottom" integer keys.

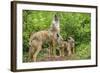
[{"left": 50, "top": 15, "right": 60, "bottom": 33}]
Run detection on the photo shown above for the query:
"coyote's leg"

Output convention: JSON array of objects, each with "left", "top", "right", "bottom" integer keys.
[
  {"left": 28, "top": 46, "right": 34, "bottom": 62},
  {"left": 48, "top": 47, "right": 51, "bottom": 58},
  {"left": 52, "top": 40, "right": 56, "bottom": 57},
  {"left": 67, "top": 45, "right": 72, "bottom": 56},
  {"left": 72, "top": 44, "right": 75, "bottom": 54},
  {"left": 61, "top": 47, "right": 64, "bottom": 57},
  {"left": 72, "top": 47, "right": 74, "bottom": 54},
  {"left": 32, "top": 46, "right": 41, "bottom": 62},
  {"left": 50, "top": 45, "right": 53, "bottom": 57}
]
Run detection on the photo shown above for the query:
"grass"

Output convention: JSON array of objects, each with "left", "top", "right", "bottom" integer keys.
[{"left": 75, "top": 43, "right": 91, "bottom": 59}]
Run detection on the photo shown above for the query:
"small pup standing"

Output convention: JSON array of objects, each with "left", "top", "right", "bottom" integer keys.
[{"left": 59, "top": 37, "right": 75, "bottom": 56}]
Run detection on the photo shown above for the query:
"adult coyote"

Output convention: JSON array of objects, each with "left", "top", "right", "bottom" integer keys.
[{"left": 29, "top": 14, "right": 61, "bottom": 62}]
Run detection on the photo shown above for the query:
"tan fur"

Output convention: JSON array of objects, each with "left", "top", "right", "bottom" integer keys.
[
  {"left": 59, "top": 41, "right": 68, "bottom": 56},
  {"left": 28, "top": 15, "right": 61, "bottom": 61},
  {"left": 29, "top": 30, "right": 59, "bottom": 61},
  {"left": 67, "top": 37, "right": 75, "bottom": 55},
  {"left": 59, "top": 37, "right": 75, "bottom": 56}
]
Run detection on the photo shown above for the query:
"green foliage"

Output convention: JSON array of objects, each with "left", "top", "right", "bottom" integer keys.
[
  {"left": 23, "top": 10, "right": 91, "bottom": 62},
  {"left": 76, "top": 43, "right": 91, "bottom": 59}
]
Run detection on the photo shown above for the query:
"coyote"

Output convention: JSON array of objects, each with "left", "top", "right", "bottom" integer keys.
[
  {"left": 28, "top": 15, "right": 61, "bottom": 62},
  {"left": 59, "top": 37, "right": 75, "bottom": 56}
]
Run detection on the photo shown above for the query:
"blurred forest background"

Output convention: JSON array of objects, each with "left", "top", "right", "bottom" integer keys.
[{"left": 23, "top": 10, "right": 91, "bottom": 62}]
